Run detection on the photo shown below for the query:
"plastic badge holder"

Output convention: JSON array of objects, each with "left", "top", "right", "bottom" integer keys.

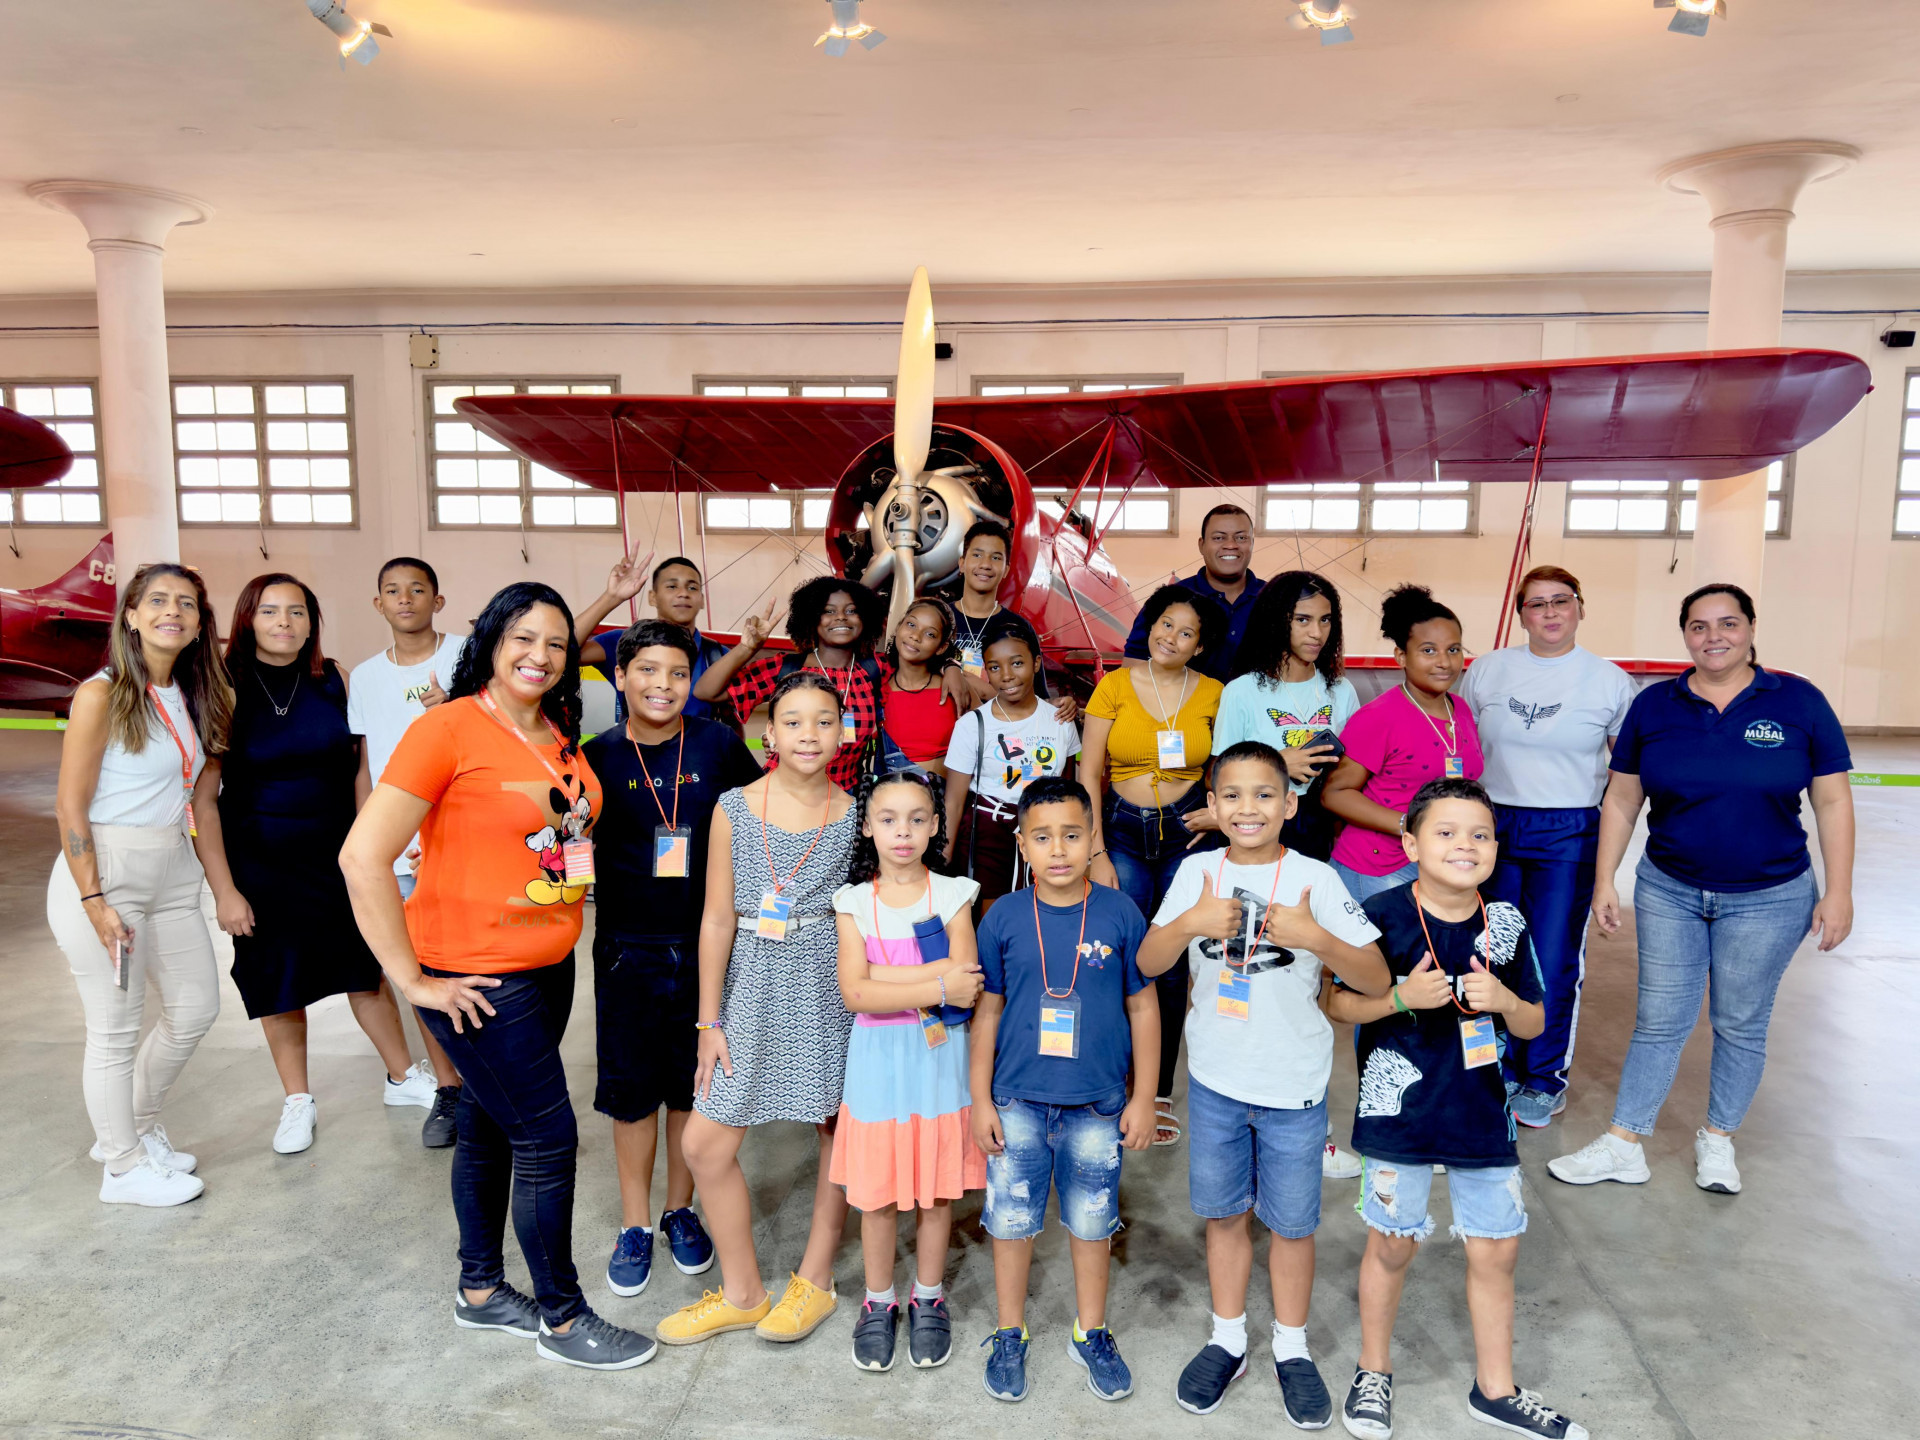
[{"left": 912, "top": 913, "right": 973, "bottom": 1026}]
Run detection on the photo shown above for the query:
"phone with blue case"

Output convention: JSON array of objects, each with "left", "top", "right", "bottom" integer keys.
[{"left": 911, "top": 913, "right": 973, "bottom": 1026}]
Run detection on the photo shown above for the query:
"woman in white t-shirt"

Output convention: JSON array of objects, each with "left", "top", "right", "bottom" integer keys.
[
  {"left": 48, "top": 562, "right": 235, "bottom": 1208},
  {"left": 1455, "top": 565, "right": 1636, "bottom": 1129}
]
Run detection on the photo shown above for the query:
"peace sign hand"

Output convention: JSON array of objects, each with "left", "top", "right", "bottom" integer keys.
[
  {"left": 606, "top": 548, "right": 654, "bottom": 603},
  {"left": 1396, "top": 951, "right": 1453, "bottom": 1011},
  {"left": 740, "top": 596, "right": 781, "bottom": 650},
  {"left": 1187, "top": 873, "right": 1244, "bottom": 942}
]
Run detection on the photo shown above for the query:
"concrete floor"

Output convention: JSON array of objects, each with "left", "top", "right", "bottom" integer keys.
[{"left": 1, "top": 729, "right": 1913, "bottom": 1440}]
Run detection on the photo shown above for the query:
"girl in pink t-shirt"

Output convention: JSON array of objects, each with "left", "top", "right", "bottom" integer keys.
[{"left": 1324, "top": 585, "right": 1483, "bottom": 900}]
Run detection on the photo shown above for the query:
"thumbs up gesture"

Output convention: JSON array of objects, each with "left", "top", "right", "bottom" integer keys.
[
  {"left": 1187, "top": 873, "right": 1244, "bottom": 943},
  {"left": 1459, "top": 952, "right": 1514, "bottom": 1016},
  {"left": 1396, "top": 950, "right": 1453, "bottom": 1011},
  {"left": 1261, "top": 884, "right": 1326, "bottom": 951}
]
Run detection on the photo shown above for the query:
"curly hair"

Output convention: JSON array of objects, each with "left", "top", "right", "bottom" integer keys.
[
  {"left": 846, "top": 767, "right": 949, "bottom": 886},
  {"left": 786, "top": 576, "right": 888, "bottom": 655},
  {"left": 886, "top": 594, "right": 959, "bottom": 673},
  {"left": 1379, "top": 584, "right": 1460, "bottom": 651},
  {"left": 1138, "top": 584, "right": 1228, "bottom": 662},
  {"left": 1238, "top": 570, "right": 1344, "bottom": 687},
  {"left": 450, "top": 582, "right": 584, "bottom": 746}
]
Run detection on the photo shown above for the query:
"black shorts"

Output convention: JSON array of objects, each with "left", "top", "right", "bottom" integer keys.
[{"left": 592, "top": 934, "right": 698, "bottom": 1121}]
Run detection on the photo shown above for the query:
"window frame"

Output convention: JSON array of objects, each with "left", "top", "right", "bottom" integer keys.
[
  {"left": 172, "top": 376, "right": 360, "bottom": 530},
  {"left": 1896, "top": 367, "right": 1920, "bottom": 540},
  {"left": 0, "top": 378, "right": 105, "bottom": 527},
  {"left": 424, "top": 375, "right": 621, "bottom": 533},
  {"left": 1560, "top": 457, "right": 1794, "bottom": 541},
  {"left": 692, "top": 377, "right": 895, "bottom": 535}
]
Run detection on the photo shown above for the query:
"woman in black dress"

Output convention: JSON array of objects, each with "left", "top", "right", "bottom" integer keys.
[{"left": 197, "top": 573, "right": 433, "bottom": 1154}]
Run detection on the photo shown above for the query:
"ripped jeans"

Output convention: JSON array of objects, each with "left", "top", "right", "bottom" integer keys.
[
  {"left": 1356, "top": 1155, "right": 1528, "bottom": 1243},
  {"left": 982, "top": 1088, "right": 1126, "bottom": 1242}
]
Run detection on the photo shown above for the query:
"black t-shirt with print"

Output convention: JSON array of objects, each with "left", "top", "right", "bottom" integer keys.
[{"left": 1338, "top": 882, "right": 1544, "bottom": 1169}]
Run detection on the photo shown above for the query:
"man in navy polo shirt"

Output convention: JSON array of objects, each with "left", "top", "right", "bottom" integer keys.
[{"left": 1123, "top": 503, "right": 1264, "bottom": 681}]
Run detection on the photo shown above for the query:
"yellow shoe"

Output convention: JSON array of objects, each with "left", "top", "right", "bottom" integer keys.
[
  {"left": 655, "top": 1287, "right": 771, "bottom": 1345},
  {"left": 755, "top": 1272, "right": 837, "bottom": 1343}
]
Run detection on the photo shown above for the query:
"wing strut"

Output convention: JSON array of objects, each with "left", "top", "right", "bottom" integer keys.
[{"left": 1493, "top": 393, "right": 1552, "bottom": 649}]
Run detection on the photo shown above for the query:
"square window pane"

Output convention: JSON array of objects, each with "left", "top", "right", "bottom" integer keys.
[
  {"left": 475, "top": 429, "right": 509, "bottom": 453},
  {"left": 178, "top": 456, "right": 220, "bottom": 488},
  {"left": 432, "top": 385, "right": 474, "bottom": 413},
  {"left": 61, "top": 493, "right": 101, "bottom": 523},
  {"left": 181, "top": 491, "right": 221, "bottom": 522},
  {"left": 746, "top": 385, "right": 789, "bottom": 397},
  {"left": 1766, "top": 460, "right": 1784, "bottom": 492},
  {"left": 306, "top": 385, "right": 347, "bottom": 414},
  {"left": 1906, "top": 376, "right": 1920, "bottom": 408},
  {"left": 265, "top": 386, "right": 306, "bottom": 414},
  {"left": 800, "top": 385, "right": 846, "bottom": 397},
  {"left": 526, "top": 384, "right": 569, "bottom": 395},
  {"left": 220, "top": 493, "right": 261, "bottom": 523},
  {"left": 748, "top": 498, "right": 792, "bottom": 528},
  {"left": 1419, "top": 498, "right": 1470, "bottom": 531},
  {"left": 1619, "top": 480, "right": 1670, "bottom": 493},
  {"left": 216, "top": 421, "right": 256, "bottom": 450},
  {"left": 436, "top": 458, "right": 478, "bottom": 489},
  {"left": 21, "top": 492, "right": 61, "bottom": 522},
  {"left": 529, "top": 463, "right": 572, "bottom": 489},
  {"left": 707, "top": 498, "right": 749, "bottom": 527},
  {"left": 1568, "top": 497, "right": 1619, "bottom": 530},
  {"left": 472, "top": 384, "right": 515, "bottom": 396},
  {"left": 575, "top": 495, "right": 616, "bottom": 526},
  {"left": 1371, "top": 498, "right": 1421, "bottom": 531},
  {"left": 845, "top": 385, "right": 890, "bottom": 398},
  {"left": 1124, "top": 499, "right": 1170, "bottom": 529},
  {"left": 12, "top": 387, "right": 54, "bottom": 414},
  {"left": 174, "top": 385, "right": 215, "bottom": 415},
  {"left": 702, "top": 385, "right": 746, "bottom": 396},
  {"left": 979, "top": 386, "right": 1028, "bottom": 397},
  {"left": 437, "top": 493, "right": 480, "bottom": 525},
  {"left": 1900, "top": 458, "right": 1920, "bottom": 493},
  {"left": 66, "top": 458, "right": 98, "bottom": 487},
  {"left": 0, "top": 494, "right": 11, "bottom": 521},
  {"left": 307, "top": 421, "right": 348, "bottom": 450},
  {"left": 1618, "top": 498, "right": 1669, "bottom": 530},
  {"left": 478, "top": 494, "right": 521, "bottom": 525},
  {"left": 266, "top": 421, "right": 308, "bottom": 451},
  {"left": 271, "top": 493, "right": 314, "bottom": 524},
  {"left": 801, "top": 497, "right": 832, "bottom": 529},
  {"left": 1679, "top": 498, "right": 1697, "bottom": 531},
  {"left": 1897, "top": 498, "right": 1920, "bottom": 534},
  {"left": 1265, "top": 496, "right": 1312, "bottom": 530},
  {"left": 435, "top": 421, "right": 477, "bottom": 451},
  {"left": 53, "top": 386, "right": 93, "bottom": 416},
  {"left": 55, "top": 422, "right": 95, "bottom": 451},
  {"left": 219, "top": 457, "right": 259, "bottom": 487},
  {"left": 311, "top": 458, "right": 351, "bottom": 488},
  {"left": 1569, "top": 480, "right": 1618, "bottom": 493},
  {"left": 1766, "top": 498, "right": 1781, "bottom": 531},
  {"left": 477, "top": 459, "right": 520, "bottom": 489},
  {"left": 269, "top": 458, "right": 310, "bottom": 488},
  {"left": 1905, "top": 417, "right": 1920, "bottom": 450},
  {"left": 1372, "top": 481, "right": 1421, "bottom": 494},
  {"left": 177, "top": 421, "right": 218, "bottom": 450},
  {"left": 1081, "top": 383, "right": 1132, "bottom": 393},
  {"left": 313, "top": 494, "right": 353, "bottom": 524},
  {"left": 1315, "top": 498, "right": 1360, "bottom": 529},
  {"left": 1681, "top": 478, "right": 1699, "bottom": 492},
  {"left": 569, "top": 384, "right": 611, "bottom": 395},
  {"left": 214, "top": 386, "right": 255, "bottom": 414},
  {"left": 531, "top": 495, "right": 575, "bottom": 526}
]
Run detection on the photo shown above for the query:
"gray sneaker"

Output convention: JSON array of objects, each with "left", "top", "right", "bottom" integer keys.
[
  {"left": 1511, "top": 1088, "right": 1567, "bottom": 1129},
  {"left": 536, "top": 1309, "right": 657, "bottom": 1370},
  {"left": 453, "top": 1281, "right": 541, "bottom": 1338}
]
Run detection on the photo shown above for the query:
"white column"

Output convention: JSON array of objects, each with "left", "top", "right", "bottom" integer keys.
[
  {"left": 26, "top": 181, "right": 212, "bottom": 576},
  {"left": 1655, "top": 142, "right": 1858, "bottom": 599}
]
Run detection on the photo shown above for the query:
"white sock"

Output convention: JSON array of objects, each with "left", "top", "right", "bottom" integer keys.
[
  {"left": 1210, "top": 1312, "right": 1248, "bottom": 1358},
  {"left": 1606, "top": 1132, "right": 1642, "bottom": 1153},
  {"left": 1272, "top": 1321, "right": 1311, "bottom": 1363},
  {"left": 866, "top": 1286, "right": 898, "bottom": 1308},
  {"left": 912, "top": 1280, "right": 943, "bottom": 1303}
]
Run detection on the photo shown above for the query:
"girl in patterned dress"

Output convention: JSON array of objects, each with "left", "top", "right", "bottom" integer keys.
[
  {"left": 830, "top": 769, "right": 986, "bottom": 1373},
  {"left": 659, "top": 671, "right": 860, "bottom": 1347}
]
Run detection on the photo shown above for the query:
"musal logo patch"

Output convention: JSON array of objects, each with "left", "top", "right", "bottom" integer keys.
[{"left": 1744, "top": 719, "right": 1786, "bottom": 749}]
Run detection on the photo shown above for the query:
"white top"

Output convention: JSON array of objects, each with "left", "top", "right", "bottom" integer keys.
[
  {"left": 1154, "top": 849, "right": 1381, "bottom": 1109},
  {"left": 942, "top": 701, "right": 1081, "bottom": 805},
  {"left": 346, "top": 633, "right": 464, "bottom": 875},
  {"left": 1211, "top": 671, "right": 1362, "bottom": 794},
  {"left": 88, "top": 674, "right": 205, "bottom": 829},
  {"left": 832, "top": 871, "right": 982, "bottom": 1027},
  {"left": 1456, "top": 644, "right": 1637, "bottom": 809}
]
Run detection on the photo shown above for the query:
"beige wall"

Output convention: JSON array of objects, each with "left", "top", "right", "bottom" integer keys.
[{"left": 1, "top": 272, "right": 1915, "bottom": 723}]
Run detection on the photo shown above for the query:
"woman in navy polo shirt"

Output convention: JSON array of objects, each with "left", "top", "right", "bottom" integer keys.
[{"left": 1549, "top": 584, "right": 1854, "bottom": 1198}]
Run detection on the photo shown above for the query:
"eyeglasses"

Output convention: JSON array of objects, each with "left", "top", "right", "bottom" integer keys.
[{"left": 1520, "top": 594, "right": 1579, "bottom": 615}]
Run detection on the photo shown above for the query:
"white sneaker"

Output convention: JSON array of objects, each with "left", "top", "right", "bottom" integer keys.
[
  {"left": 273, "top": 1093, "right": 317, "bottom": 1154},
  {"left": 384, "top": 1060, "right": 438, "bottom": 1109},
  {"left": 89, "top": 1123, "right": 197, "bottom": 1175},
  {"left": 1547, "top": 1131, "right": 1651, "bottom": 1186},
  {"left": 1694, "top": 1128, "right": 1741, "bottom": 1194},
  {"left": 100, "top": 1154, "right": 204, "bottom": 1207},
  {"left": 1322, "top": 1142, "right": 1362, "bottom": 1180}
]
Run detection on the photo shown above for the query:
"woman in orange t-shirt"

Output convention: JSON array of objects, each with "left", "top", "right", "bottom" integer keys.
[{"left": 342, "top": 581, "right": 653, "bottom": 1372}]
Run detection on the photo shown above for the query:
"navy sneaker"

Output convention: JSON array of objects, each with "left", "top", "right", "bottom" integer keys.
[
  {"left": 660, "top": 1206, "right": 715, "bottom": 1275},
  {"left": 850, "top": 1299, "right": 900, "bottom": 1372},
  {"left": 452, "top": 1281, "right": 541, "bottom": 1338},
  {"left": 1069, "top": 1325, "right": 1133, "bottom": 1401},
  {"left": 536, "top": 1309, "right": 657, "bottom": 1371},
  {"left": 606, "top": 1226, "right": 653, "bottom": 1298},
  {"left": 907, "top": 1294, "right": 952, "bottom": 1368},
  {"left": 982, "top": 1326, "right": 1030, "bottom": 1402},
  {"left": 1175, "top": 1342, "right": 1248, "bottom": 1415},
  {"left": 1276, "top": 1355, "right": 1333, "bottom": 1429},
  {"left": 1342, "top": 1366, "right": 1394, "bottom": 1439},
  {"left": 1466, "top": 1382, "right": 1589, "bottom": 1438}
]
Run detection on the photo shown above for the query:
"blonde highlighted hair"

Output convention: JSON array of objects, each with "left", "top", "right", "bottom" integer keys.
[{"left": 104, "top": 563, "right": 234, "bottom": 757}]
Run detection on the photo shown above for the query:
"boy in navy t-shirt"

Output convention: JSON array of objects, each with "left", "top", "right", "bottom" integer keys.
[
  {"left": 1328, "top": 778, "right": 1587, "bottom": 1440},
  {"left": 970, "top": 776, "right": 1157, "bottom": 1406}
]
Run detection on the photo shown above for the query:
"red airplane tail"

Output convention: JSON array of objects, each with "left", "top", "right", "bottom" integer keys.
[{"left": 23, "top": 533, "right": 116, "bottom": 610}]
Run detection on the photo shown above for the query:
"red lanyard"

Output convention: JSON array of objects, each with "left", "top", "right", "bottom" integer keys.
[
  {"left": 147, "top": 684, "right": 198, "bottom": 805},
  {"left": 759, "top": 784, "right": 833, "bottom": 897},
  {"left": 1216, "top": 847, "right": 1287, "bottom": 960},
  {"left": 630, "top": 721, "right": 685, "bottom": 831},
  {"left": 872, "top": 870, "right": 934, "bottom": 939},
  {"left": 478, "top": 690, "right": 579, "bottom": 806},
  {"left": 1034, "top": 880, "right": 1090, "bottom": 999},
  {"left": 1411, "top": 882, "right": 1488, "bottom": 1015}
]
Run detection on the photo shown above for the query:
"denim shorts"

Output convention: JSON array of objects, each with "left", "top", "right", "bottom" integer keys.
[
  {"left": 1356, "top": 1154, "right": 1528, "bottom": 1243},
  {"left": 1187, "top": 1078, "right": 1325, "bottom": 1239},
  {"left": 982, "top": 1088, "right": 1126, "bottom": 1243}
]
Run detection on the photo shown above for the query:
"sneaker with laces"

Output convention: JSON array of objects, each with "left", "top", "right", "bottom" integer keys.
[
  {"left": 91, "top": 1123, "right": 197, "bottom": 1175},
  {"left": 981, "top": 1326, "right": 1030, "bottom": 1402},
  {"left": 1466, "top": 1381, "right": 1589, "bottom": 1438},
  {"left": 1175, "top": 1342, "right": 1248, "bottom": 1415},
  {"left": 656, "top": 1287, "right": 772, "bottom": 1344},
  {"left": 537, "top": 1309, "right": 657, "bottom": 1370},
  {"left": 1276, "top": 1355, "right": 1334, "bottom": 1429},
  {"left": 606, "top": 1226, "right": 653, "bottom": 1297},
  {"left": 850, "top": 1299, "right": 900, "bottom": 1371},
  {"left": 98, "top": 1154, "right": 203, "bottom": 1208},
  {"left": 1342, "top": 1365, "right": 1394, "bottom": 1439},
  {"left": 1510, "top": 1088, "right": 1568, "bottom": 1130},
  {"left": 1694, "top": 1128, "right": 1741, "bottom": 1194},
  {"left": 1322, "top": 1142, "right": 1363, "bottom": 1180},
  {"left": 756, "top": 1272, "right": 837, "bottom": 1343},
  {"left": 453, "top": 1281, "right": 542, "bottom": 1337},
  {"left": 384, "top": 1059, "right": 438, "bottom": 1109},
  {"left": 421, "top": 1086, "right": 459, "bottom": 1149},
  {"left": 273, "top": 1094, "right": 317, "bottom": 1154},
  {"left": 660, "top": 1206, "right": 715, "bottom": 1275},
  {"left": 907, "top": 1294, "right": 952, "bottom": 1368},
  {"left": 1546, "top": 1131, "right": 1650, "bottom": 1186},
  {"left": 1069, "top": 1325, "right": 1133, "bottom": 1401}
]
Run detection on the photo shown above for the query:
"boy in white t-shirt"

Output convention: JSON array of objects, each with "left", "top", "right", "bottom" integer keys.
[
  {"left": 1138, "top": 741, "right": 1391, "bottom": 1427},
  {"left": 346, "top": 555, "right": 466, "bottom": 1145}
]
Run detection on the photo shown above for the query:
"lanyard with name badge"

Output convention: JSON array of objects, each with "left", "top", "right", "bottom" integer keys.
[
  {"left": 756, "top": 785, "right": 832, "bottom": 940},
  {"left": 480, "top": 690, "right": 596, "bottom": 885},
  {"left": 956, "top": 605, "right": 998, "bottom": 677},
  {"left": 632, "top": 722, "right": 692, "bottom": 878},
  {"left": 810, "top": 651, "right": 862, "bottom": 746},
  {"left": 1148, "top": 665, "right": 1193, "bottom": 772},
  {"left": 148, "top": 686, "right": 199, "bottom": 839},
  {"left": 1034, "top": 880, "right": 1090, "bottom": 1059},
  {"left": 1403, "top": 684, "right": 1465, "bottom": 779},
  {"left": 1410, "top": 883, "right": 1499, "bottom": 1068},
  {"left": 874, "top": 876, "right": 950, "bottom": 1050},
  {"left": 1212, "top": 848, "right": 1286, "bottom": 1023}
]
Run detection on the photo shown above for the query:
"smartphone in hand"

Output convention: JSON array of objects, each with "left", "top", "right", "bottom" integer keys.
[
  {"left": 1300, "top": 728, "right": 1346, "bottom": 763},
  {"left": 112, "top": 931, "right": 131, "bottom": 990}
]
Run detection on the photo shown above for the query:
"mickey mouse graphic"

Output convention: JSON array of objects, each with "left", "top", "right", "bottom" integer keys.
[{"left": 524, "top": 782, "right": 594, "bottom": 906}]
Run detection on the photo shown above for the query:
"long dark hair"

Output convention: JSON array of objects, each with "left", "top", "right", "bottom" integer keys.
[
  {"left": 106, "top": 562, "right": 233, "bottom": 756},
  {"left": 449, "top": 582, "right": 584, "bottom": 744},
  {"left": 1679, "top": 581, "right": 1759, "bottom": 665},
  {"left": 1239, "top": 570, "right": 1345, "bottom": 687},
  {"left": 786, "top": 575, "right": 888, "bottom": 656},
  {"left": 226, "top": 572, "right": 328, "bottom": 684},
  {"left": 886, "top": 594, "right": 958, "bottom": 674},
  {"left": 847, "top": 767, "right": 949, "bottom": 886}
]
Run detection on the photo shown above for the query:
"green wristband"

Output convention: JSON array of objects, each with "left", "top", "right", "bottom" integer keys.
[{"left": 1391, "top": 987, "right": 1409, "bottom": 1015}]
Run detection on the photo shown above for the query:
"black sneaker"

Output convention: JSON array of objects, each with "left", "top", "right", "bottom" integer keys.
[
  {"left": 452, "top": 1281, "right": 540, "bottom": 1338},
  {"left": 1342, "top": 1365, "right": 1393, "bottom": 1439},
  {"left": 907, "top": 1294, "right": 952, "bottom": 1368},
  {"left": 850, "top": 1299, "right": 900, "bottom": 1372},
  {"left": 536, "top": 1309, "right": 657, "bottom": 1371},
  {"left": 1277, "top": 1355, "right": 1333, "bottom": 1429},
  {"left": 1175, "top": 1342, "right": 1249, "bottom": 1415},
  {"left": 422, "top": 1086, "right": 460, "bottom": 1149},
  {"left": 1466, "top": 1382, "right": 1589, "bottom": 1439}
]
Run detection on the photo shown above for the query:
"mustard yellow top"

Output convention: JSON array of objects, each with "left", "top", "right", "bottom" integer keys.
[{"left": 1087, "top": 665, "right": 1224, "bottom": 786}]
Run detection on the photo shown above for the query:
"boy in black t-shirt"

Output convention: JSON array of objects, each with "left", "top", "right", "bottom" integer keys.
[
  {"left": 1328, "top": 779, "right": 1588, "bottom": 1440},
  {"left": 580, "top": 621, "right": 762, "bottom": 1303}
]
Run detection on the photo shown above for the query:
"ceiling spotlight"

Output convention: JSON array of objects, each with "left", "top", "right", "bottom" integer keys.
[
  {"left": 816, "top": 0, "right": 885, "bottom": 55},
  {"left": 1655, "top": 0, "right": 1725, "bottom": 37},
  {"left": 1291, "top": 1, "right": 1355, "bottom": 45},
  {"left": 306, "top": 0, "right": 391, "bottom": 66}
]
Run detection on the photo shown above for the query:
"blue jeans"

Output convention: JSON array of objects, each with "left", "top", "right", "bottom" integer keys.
[
  {"left": 982, "top": 1088, "right": 1127, "bottom": 1242},
  {"left": 1186, "top": 1079, "right": 1325, "bottom": 1239},
  {"left": 1331, "top": 859, "right": 1418, "bottom": 904},
  {"left": 1487, "top": 805, "right": 1600, "bottom": 1097},
  {"left": 1611, "top": 859, "right": 1817, "bottom": 1136},
  {"left": 1357, "top": 1155, "right": 1527, "bottom": 1242},
  {"left": 418, "top": 955, "right": 582, "bottom": 1326}
]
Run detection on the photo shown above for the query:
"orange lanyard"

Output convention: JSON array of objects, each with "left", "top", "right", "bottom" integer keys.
[
  {"left": 1401, "top": 684, "right": 1459, "bottom": 758},
  {"left": 872, "top": 870, "right": 934, "bottom": 939},
  {"left": 478, "top": 690, "right": 579, "bottom": 806},
  {"left": 147, "top": 685, "right": 198, "bottom": 817},
  {"left": 1216, "top": 847, "right": 1288, "bottom": 960},
  {"left": 1034, "top": 880, "right": 1090, "bottom": 999},
  {"left": 630, "top": 721, "right": 685, "bottom": 831},
  {"left": 1411, "top": 882, "right": 1488, "bottom": 1015},
  {"left": 759, "top": 785, "right": 833, "bottom": 897}
]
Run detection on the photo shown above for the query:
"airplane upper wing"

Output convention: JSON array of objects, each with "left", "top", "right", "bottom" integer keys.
[
  {"left": 455, "top": 348, "right": 1870, "bottom": 493},
  {"left": 0, "top": 406, "right": 74, "bottom": 488}
]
